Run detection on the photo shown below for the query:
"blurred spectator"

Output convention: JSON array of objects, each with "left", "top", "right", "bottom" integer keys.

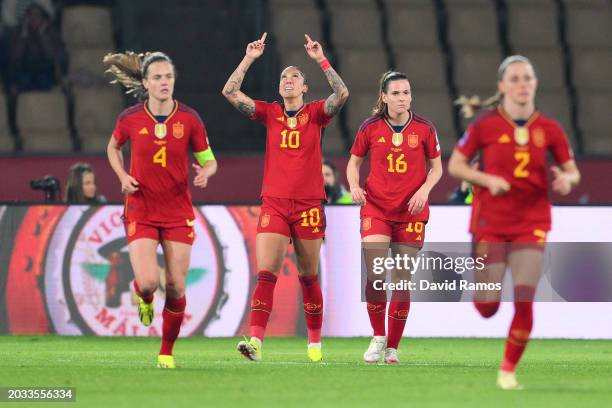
[
  {"left": 323, "top": 159, "right": 352, "bottom": 204},
  {"left": 7, "top": 2, "right": 66, "bottom": 94},
  {"left": 64, "top": 162, "right": 106, "bottom": 203}
]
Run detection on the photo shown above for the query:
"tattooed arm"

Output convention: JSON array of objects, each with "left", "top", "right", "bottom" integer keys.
[
  {"left": 222, "top": 33, "right": 267, "bottom": 117},
  {"left": 304, "top": 34, "right": 349, "bottom": 118},
  {"left": 322, "top": 66, "right": 349, "bottom": 117}
]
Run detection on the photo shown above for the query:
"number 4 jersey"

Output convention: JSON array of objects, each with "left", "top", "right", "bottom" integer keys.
[
  {"left": 112, "top": 101, "right": 210, "bottom": 224},
  {"left": 455, "top": 106, "right": 573, "bottom": 236},
  {"left": 351, "top": 112, "right": 441, "bottom": 223},
  {"left": 250, "top": 99, "right": 332, "bottom": 200}
]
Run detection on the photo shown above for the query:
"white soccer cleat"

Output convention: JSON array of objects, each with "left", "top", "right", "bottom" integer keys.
[
  {"left": 363, "top": 336, "right": 386, "bottom": 363},
  {"left": 384, "top": 347, "right": 400, "bottom": 364},
  {"left": 237, "top": 337, "right": 262, "bottom": 362},
  {"left": 497, "top": 370, "right": 524, "bottom": 390}
]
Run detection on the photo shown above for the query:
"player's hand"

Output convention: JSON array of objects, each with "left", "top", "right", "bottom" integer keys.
[
  {"left": 304, "top": 34, "right": 325, "bottom": 62},
  {"left": 350, "top": 186, "right": 367, "bottom": 206},
  {"left": 192, "top": 163, "right": 209, "bottom": 188},
  {"left": 407, "top": 187, "right": 429, "bottom": 215},
  {"left": 551, "top": 165, "right": 571, "bottom": 195},
  {"left": 486, "top": 175, "right": 510, "bottom": 196},
  {"left": 120, "top": 174, "right": 139, "bottom": 195},
  {"left": 245, "top": 32, "right": 267, "bottom": 60}
]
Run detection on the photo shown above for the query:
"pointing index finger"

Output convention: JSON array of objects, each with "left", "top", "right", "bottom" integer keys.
[
  {"left": 260, "top": 32, "right": 268, "bottom": 43},
  {"left": 304, "top": 34, "right": 313, "bottom": 43}
]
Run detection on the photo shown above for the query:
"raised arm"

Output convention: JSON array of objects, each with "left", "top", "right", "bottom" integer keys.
[
  {"left": 222, "top": 32, "right": 267, "bottom": 117},
  {"left": 304, "top": 34, "right": 349, "bottom": 117}
]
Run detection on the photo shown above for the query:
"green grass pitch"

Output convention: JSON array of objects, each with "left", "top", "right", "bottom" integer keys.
[{"left": 1, "top": 336, "right": 611, "bottom": 408}]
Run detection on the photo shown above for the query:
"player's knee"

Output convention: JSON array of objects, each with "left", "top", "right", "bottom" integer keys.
[
  {"left": 474, "top": 301, "right": 500, "bottom": 318},
  {"left": 165, "top": 281, "right": 185, "bottom": 299},
  {"left": 138, "top": 279, "right": 159, "bottom": 296}
]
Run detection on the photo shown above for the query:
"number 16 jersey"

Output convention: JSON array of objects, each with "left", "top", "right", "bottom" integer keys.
[{"left": 112, "top": 100, "right": 210, "bottom": 224}]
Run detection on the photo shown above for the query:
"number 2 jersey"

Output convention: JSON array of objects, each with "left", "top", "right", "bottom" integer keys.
[
  {"left": 455, "top": 106, "right": 573, "bottom": 236},
  {"left": 112, "top": 100, "right": 210, "bottom": 224},
  {"left": 350, "top": 112, "right": 441, "bottom": 222},
  {"left": 250, "top": 99, "right": 331, "bottom": 200}
]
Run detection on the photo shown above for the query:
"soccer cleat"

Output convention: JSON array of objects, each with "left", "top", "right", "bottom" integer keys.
[
  {"left": 384, "top": 347, "right": 400, "bottom": 364},
  {"left": 157, "top": 354, "right": 175, "bottom": 369},
  {"left": 137, "top": 297, "right": 154, "bottom": 327},
  {"left": 307, "top": 343, "right": 322, "bottom": 362},
  {"left": 363, "top": 336, "right": 387, "bottom": 363},
  {"left": 237, "top": 337, "right": 262, "bottom": 362},
  {"left": 497, "top": 370, "right": 524, "bottom": 390}
]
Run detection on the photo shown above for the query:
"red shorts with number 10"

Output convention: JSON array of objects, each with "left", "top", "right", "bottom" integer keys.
[
  {"left": 257, "top": 197, "right": 326, "bottom": 239},
  {"left": 360, "top": 216, "right": 426, "bottom": 247}
]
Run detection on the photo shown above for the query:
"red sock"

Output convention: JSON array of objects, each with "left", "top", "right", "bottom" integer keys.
[
  {"left": 249, "top": 270, "right": 278, "bottom": 340},
  {"left": 133, "top": 280, "right": 154, "bottom": 304},
  {"left": 387, "top": 291, "right": 410, "bottom": 349},
  {"left": 299, "top": 274, "right": 323, "bottom": 343},
  {"left": 365, "top": 279, "right": 386, "bottom": 336},
  {"left": 501, "top": 286, "right": 535, "bottom": 372},
  {"left": 159, "top": 295, "right": 186, "bottom": 356},
  {"left": 474, "top": 301, "right": 500, "bottom": 318}
]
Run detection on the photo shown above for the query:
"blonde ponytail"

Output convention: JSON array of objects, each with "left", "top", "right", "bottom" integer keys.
[{"left": 454, "top": 92, "right": 502, "bottom": 119}]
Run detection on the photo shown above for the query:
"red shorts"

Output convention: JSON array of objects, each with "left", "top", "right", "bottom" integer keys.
[
  {"left": 361, "top": 216, "right": 425, "bottom": 246},
  {"left": 257, "top": 197, "right": 326, "bottom": 239},
  {"left": 124, "top": 219, "right": 195, "bottom": 245},
  {"left": 473, "top": 228, "right": 547, "bottom": 263}
]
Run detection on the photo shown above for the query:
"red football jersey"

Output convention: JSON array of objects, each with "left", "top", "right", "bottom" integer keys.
[
  {"left": 112, "top": 100, "right": 210, "bottom": 224},
  {"left": 455, "top": 106, "right": 573, "bottom": 235},
  {"left": 351, "top": 112, "right": 441, "bottom": 222},
  {"left": 251, "top": 100, "right": 331, "bottom": 199}
]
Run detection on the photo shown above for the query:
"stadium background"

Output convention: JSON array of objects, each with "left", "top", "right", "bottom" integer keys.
[{"left": 0, "top": 0, "right": 611, "bottom": 340}]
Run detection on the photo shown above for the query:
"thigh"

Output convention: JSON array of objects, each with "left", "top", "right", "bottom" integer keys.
[
  {"left": 362, "top": 222, "right": 392, "bottom": 282},
  {"left": 473, "top": 235, "right": 507, "bottom": 302},
  {"left": 256, "top": 232, "right": 290, "bottom": 275},
  {"left": 508, "top": 248, "right": 544, "bottom": 290},
  {"left": 293, "top": 238, "right": 323, "bottom": 276},
  {"left": 290, "top": 200, "right": 326, "bottom": 240},
  {"left": 160, "top": 239, "right": 192, "bottom": 298},
  {"left": 128, "top": 237, "right": 161, "bottom": 287},
  {"left": 390, "top": 243, "right": 419, "bottom": 283}
]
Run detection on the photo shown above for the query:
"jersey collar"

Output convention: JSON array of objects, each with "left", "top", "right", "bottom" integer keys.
[
  {"left": 383, "top": 111, "right": 412, "bottom": 133},
  {"left": 283, "top": 103, "right": 305, "bottom": 118},
  {"left": 497, "top": 105, "right": 539, "bottom": 128},
  {"left": 144, "top": 100, "right": 179, "bottom": 124}
]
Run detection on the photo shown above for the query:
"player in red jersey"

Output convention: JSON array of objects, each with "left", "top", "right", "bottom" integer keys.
[
  {"left": 347, "top": 71, "right": 443, "bottom": 364},
  {"left": 222, "top": 33, "right": 348, "bottom": 362},
  {"left": 448, "top": 55, "right": 580, "bottom": 389},
  {"left": 104, "top": 51, "right": 218, "bottom": 368}
]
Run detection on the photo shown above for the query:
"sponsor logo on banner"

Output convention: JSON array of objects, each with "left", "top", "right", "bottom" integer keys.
[{"left": 43, "top": 206, "right": 227, "bottom": 336}]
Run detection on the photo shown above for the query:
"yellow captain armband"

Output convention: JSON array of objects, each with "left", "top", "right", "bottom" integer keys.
[{"left": 194, "top": 148, "right": 216, "bottom": 166}]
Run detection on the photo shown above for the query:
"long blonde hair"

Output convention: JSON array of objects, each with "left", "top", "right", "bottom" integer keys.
[
  {"left": 455, "top": 55, "right": 535, "bottom": 118},
  {"left": 372, "top": 70, "right": 409, "bottom": 117},
  {"left": 103, "top": 51, "right": 175, "bottom": 100}
]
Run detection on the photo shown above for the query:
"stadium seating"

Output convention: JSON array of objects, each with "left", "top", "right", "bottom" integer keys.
[
  {"left": 17, "top": 91, "right": 72, "bottom": 152},
  {"left": 74, "top": 88, "right": 124, "bottom": 152},
  {"left": 69, "top": 48, "right": 112, "bottom": 87},
  {"left": 61, "top": 6, "right": 114, "bottom": 49},
  {"left": 411, "top": 92, "right": 456, "bottom": 155},
  {"left": 506, "top": 0, "right": 559, "bottom": 49},
  {"left": 0, "top": 97, "right": 14, "bottom": 152}
]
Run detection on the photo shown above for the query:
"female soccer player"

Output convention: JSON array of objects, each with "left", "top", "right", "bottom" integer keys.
[
  {"left": 222, "top": 33, "right": 348, "bottom": 362},
  {"left": 105, "top": 51, "right": 217, "bottom": 368},
  {"left": 346, "top": 71, "right": 443, "bottom": 364},
  {"left": 448, "top": 55, "right": 580, "bottom": 389}
]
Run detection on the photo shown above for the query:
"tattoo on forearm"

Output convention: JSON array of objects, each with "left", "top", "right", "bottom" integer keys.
[
  {"left": 223, "top": 67, "right": 246, "bottom": 97},
  {"left": 324, "top": 68, "right": 348, "bottom": 116}
]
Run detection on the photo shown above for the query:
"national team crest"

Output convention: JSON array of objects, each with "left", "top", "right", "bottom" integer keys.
[
  {"left": 298, "top": 113, "right": 309, "bottom": 126},
  {"left": 362, "top": 217, "right": 372, "bottom": 231},
  {"left": 128, "top": 221, "right": 136, "bottom": 237},
  {"left": 392, "top": 133, "right": 403, "bottom": 147},
  {"left": 173, "top": 122, "right": 184, "bottom": 139},
  {"left": 408, "top": 133, "right": 419, "bottom": 148},
  {"left": 261, "top": 214, "right": 270, "bottom": 228},
  {"left": 533, "top": 128, "right": 546, "bottom": 148}
]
